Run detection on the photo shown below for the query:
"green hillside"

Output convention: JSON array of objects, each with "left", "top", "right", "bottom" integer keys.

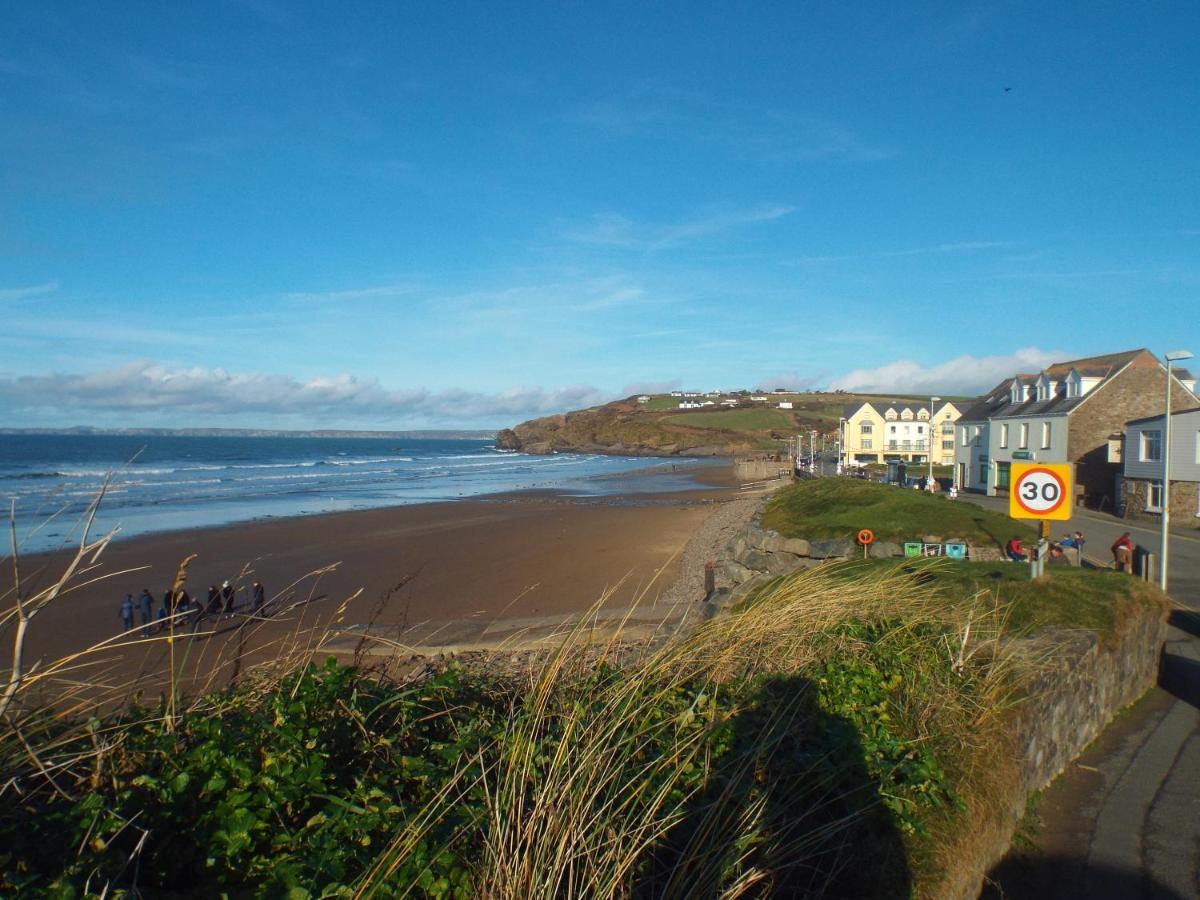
[{"left": 496, "top": 391, "right": 963, "bottom": 456}]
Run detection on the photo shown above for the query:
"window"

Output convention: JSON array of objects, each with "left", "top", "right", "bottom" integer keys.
[
  {"left": 860, "top": 423, "right": 873, "bottom": 434},
  {"left": 1147, "top": 482, "right": 1163, "bottom": 511},
  {"left": 1041, "top": 421, "right": 1052, "bottom": 449},
  {"left": 1019, "top": 423, "right": 1029, "bottom": 449},
  {"left": 1141, "top": 430, "right": 1162, "bottom": 462},
  {"left": 861, "top": 439, "right": 872, "bottom": 450},
  {"left": 941, "top": 422, "right": 954, "bottom": 434},
  {"left": 1000, "top": 424, "right": 1009, "bottom": 448},
  {"left": 979, "top": 463, "right": 988, "bottom": 484},
  {"left": 960, "top": 426, "right": 969, "bottom": 446},
  {"left": 942, "top": 440, "right": 954, "bottom": 450},
  {"left": 885, "top": 409, "right": 897, "bottom": 420},
  {"left": 890, "top": 425, "right": 897, "bottom": 433}
]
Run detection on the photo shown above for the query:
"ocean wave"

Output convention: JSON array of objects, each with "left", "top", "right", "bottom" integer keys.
[{"left": 0, "top": 471, "right": 61, "bottom": 480}]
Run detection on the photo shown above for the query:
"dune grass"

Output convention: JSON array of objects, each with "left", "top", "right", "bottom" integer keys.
[{"left": 762, "top": 479, "right": 1035, "bottom": 548}]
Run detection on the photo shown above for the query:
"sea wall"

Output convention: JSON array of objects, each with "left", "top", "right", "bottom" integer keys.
[{"left": 732, "top": 457, "right": 793, "bottom": 481}]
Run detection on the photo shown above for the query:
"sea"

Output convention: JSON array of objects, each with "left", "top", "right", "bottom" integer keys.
[{"left": 0, "top": 434, "right": 707, "bottom": 554}]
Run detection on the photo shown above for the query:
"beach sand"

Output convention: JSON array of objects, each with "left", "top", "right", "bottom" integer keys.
[{"left": 4, "top": 463, "right": 747, "bottom": 697}]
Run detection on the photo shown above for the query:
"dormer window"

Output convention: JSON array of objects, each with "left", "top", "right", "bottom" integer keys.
[
  {"left": 885, "top": 409, "right": 897, "bottom": 421},
  {"left": 900, "top": 408, "right": 914, "bottom": 421},
  {"left": 917, "top": 408, "right": 929, "bottom": 420}
]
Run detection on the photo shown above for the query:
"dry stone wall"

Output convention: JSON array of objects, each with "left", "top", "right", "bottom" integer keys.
[{"left": 944, "top": 597, "right": 1167, "bottom": 900}]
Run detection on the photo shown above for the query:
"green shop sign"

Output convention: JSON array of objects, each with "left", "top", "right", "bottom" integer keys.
[{"left": 1012, "top": 451, "right": 1033, "bottom": 460}]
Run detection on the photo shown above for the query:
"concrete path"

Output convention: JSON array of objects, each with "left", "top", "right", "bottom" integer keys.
[{"left": 971, "top": 494, "right": 1200, "bottom": 899}]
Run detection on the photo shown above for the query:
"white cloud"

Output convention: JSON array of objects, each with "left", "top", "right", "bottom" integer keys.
[
  {"left": 788, "top": 241, "right": 1019, "bottom": 264},
  {"left": 829, "top": 348, "right": 1065, "bottom": 396},
  {"left": 0, "top": 281, "right": 59, "bottom": 301},
  {"left": 283, "top": 283, "right": 416, "bottom": 304},
  {"left": 0, "top": 361, "right": 616, "bottom": 424},
  {"left": 563, "top": 205, "right": 795, "bottom": 250}
]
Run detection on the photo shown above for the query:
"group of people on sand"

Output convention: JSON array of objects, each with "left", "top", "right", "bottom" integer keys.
[{"left": 119, "top": 580, "right": 267, "bottom": 635}]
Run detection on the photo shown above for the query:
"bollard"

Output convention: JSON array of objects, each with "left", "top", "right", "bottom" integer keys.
[
  {"left": 704, "top": 561, "right": 716, "bottom": 598},
  {"left": 1139, "top": 552, "right": 1156, "bottom": 582}
]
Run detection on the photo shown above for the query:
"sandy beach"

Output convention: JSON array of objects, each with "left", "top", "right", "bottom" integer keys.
[{"left": 4, "top": 462, "right": 754, "bottom": 695}]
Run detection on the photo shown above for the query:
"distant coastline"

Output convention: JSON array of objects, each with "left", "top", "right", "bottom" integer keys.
[{"left": 0, "top": 426, "right": 497, "bottom": 440}]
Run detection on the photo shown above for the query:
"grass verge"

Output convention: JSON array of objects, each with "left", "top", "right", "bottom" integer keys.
[{"left": 762, "top": 479, "right": 1035, "bottom": 548}]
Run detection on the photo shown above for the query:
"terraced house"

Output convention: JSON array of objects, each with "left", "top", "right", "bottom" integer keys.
[
  {"left": 954, "top": 349, "right": 1199, "bottom": 509},
  {"left": 840, "top": 400, "right": 962, "bottom": 467}
]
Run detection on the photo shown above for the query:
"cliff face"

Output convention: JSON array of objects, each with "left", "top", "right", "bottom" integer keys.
[{"left": 496, "top": 400, "right": 767, "bottom": 457}]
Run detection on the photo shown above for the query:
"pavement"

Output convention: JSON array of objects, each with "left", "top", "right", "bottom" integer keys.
[{"left": 964, "top": 492, "right": 1200, "bottom": 899}]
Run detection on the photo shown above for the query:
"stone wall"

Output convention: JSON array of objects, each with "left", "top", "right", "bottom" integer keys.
[
  {"left": 942, "top": 595, "right": 1168, "bottom": 900},
  {"left": 1122, "top": 477, "right": 1200, "bottom": 526},
  {"left": 733, "top": 457, "right": 793, "bottom": 481},
  {"left": 704, "top": 520, "right": 1002, "bottom": 612},
  {"left": 1068, "top": 356, "right": 1200, "bottom": 508}
]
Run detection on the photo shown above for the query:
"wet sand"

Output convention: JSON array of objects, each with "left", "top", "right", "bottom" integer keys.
[{"left": 4, "top": 463, "right": 739, "bottom": 689}]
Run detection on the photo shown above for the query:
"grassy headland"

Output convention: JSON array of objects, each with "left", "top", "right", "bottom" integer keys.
[{"left": 495, "top": 391, "right": 960, "bottom": 457}]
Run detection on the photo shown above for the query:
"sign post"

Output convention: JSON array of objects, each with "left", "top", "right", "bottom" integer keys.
[{"left": 1008, "top": 463, "right": 1073, "bottom": 579}]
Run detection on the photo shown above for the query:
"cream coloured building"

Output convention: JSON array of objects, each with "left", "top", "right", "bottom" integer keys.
[{"left": 840, "top": 400, "right": 963, "bottom": 467}]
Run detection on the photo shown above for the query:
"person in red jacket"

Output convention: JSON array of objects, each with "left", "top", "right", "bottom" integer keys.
[
  {"left": 1111, "top": 532, "right": 1134, "bottom": 573},
  {"left": 1006, "top": 536, "right": 1027, "bottom": 562}
]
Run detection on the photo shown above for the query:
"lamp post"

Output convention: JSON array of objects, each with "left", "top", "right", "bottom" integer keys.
[
  {"left": 839, "top": 417, "right": 846, "bottom": 474},
  {"left": 928, "top": 396, "right": 941, "bottom": 487},
  {"left": 1161, "top": 350, "right": 1193, "bottom": 591}
]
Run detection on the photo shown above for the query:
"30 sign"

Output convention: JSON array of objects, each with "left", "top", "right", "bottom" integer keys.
[{"left": 1008, "top": 463, "right": 1073, "bottom": 521}]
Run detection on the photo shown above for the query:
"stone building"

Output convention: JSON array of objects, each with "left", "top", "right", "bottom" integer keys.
[
  {"left": 1121, "top": 407, "right": 1200, "bottom": 524},
  {"left": 954, "top": 349, "right": 1199, "bottom": 509}
]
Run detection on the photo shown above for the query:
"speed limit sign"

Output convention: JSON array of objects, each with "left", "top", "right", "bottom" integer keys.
[{"left": 1009, "top": 463, "right": 1073, "bottom": 521}]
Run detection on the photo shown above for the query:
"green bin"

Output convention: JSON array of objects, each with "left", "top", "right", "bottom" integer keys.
[{"left": 903, "top": 542, "right": 922, "bottom": 558}]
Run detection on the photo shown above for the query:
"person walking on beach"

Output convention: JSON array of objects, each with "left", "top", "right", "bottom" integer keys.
[
  {"left": 138, "top": 588, "right": 154, "bottom": 636},
  {"left": 251, "top": 581, "right": 265, "bottom": 615},
  {"left": 205, "top": 585, "right": 221, "bottom": 620},
  {"left": 1111, "top": 532, "right": 1134, "bottom": 573},
  {"left": 155, "top": 604, "right": 168, "bottom": 633},
  {"left": 119, "top": 594, "right": 134, "bottom": 633},
  {"left": 220, "top": 580, "right": 235, "bottom": 617}
]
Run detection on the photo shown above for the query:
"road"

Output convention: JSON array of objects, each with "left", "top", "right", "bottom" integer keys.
[{"left": 961, "top": 492, "right": 1200, "bottom": 899}]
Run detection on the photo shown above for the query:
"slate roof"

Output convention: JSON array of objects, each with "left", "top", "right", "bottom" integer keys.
[{"left": 986, "top": 348, "right": 1152, "bottom": 420}]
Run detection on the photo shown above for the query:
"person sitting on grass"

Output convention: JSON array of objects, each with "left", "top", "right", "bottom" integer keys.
[{"left": 1006, "top": 536, "right": 1027, "bottom": 562}]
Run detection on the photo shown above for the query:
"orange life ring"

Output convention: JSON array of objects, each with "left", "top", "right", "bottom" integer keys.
[{"left": 857, "top": 529, "right": 875, "bottom": 546}]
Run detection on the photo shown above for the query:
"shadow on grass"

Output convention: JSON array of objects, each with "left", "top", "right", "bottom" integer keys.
[{"left": 639, "top": 674, "right": 911, "bottom": 899}]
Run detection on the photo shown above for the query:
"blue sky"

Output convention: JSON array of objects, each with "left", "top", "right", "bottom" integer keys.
[{"left": 1, "top": 1, "right": 1197, "bottom": 429}]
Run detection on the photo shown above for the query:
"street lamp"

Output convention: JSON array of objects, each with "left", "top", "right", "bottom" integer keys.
[
  {"left": 1161, "top": 350, "right": 1193, "bottom": 591},
  {"left": 928, "top": 396, "right": 941, "bottom": 487}
]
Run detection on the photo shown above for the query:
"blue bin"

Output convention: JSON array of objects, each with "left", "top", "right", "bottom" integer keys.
[{"left": 944, "top": 543, "right": 967, "bottom": 560}]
